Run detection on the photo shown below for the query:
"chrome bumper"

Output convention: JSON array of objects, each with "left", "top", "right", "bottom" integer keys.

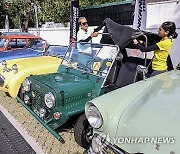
[{"left": 86, "top": 134, "right": 126, "bottom": 154}]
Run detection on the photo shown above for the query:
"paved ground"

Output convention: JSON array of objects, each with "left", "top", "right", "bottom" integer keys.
[{"left": 0, "top": 91, "right": 83, "bottom": 154}]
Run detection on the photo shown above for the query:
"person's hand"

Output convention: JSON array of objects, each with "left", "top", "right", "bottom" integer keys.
[
  {"left": 133, "top": 39, "right": 143, "bottom": 45},
  {"left": 133, "top": 39, "right": 139, "bottom": 45},
  {"left": 91, "top": 32, "right": 99, "bottom": 38}
]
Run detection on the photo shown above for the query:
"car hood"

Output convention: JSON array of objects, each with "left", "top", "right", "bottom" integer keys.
[
  {"left": 90, "top": 70, "right": 180, "bottom": 153},
  {"left": 0, "top": 48, "right": 43, "bottom": 62},
  {"left": 0, "top": 56, "right": 61, "bottom": 71},
  {"left": 31, "top": 72, "right": 94, "bottom": 96}
]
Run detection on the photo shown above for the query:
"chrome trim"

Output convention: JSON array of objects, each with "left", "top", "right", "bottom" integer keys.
[{"left": 0, "top": 74, "right": 5, "bottom": 87}]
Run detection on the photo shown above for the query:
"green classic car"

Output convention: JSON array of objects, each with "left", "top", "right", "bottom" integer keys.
[
  {"left": 85, "top": 67, "right": 180, "bottom": 154},
  {"left": 17, "top": 42, "right": 120, "bottom": 142}
]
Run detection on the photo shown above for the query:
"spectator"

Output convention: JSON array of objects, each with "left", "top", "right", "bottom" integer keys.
[{"left": 77, "top": 17, "right": 98, "bottom": 42}]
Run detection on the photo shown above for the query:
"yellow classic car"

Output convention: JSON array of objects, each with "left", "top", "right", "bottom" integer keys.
[{"left": 0, "top": 45, "right": 67, "bottom": 98}]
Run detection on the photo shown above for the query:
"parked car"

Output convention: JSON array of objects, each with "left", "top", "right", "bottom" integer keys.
[
  {"left": 85, "top": 67, "right": 180, "bottom": 154},
  {"left": 0, "top": 37, "right": 47, "bottom": 62},
  {"left": 0, "top": 45, "right": 67, "bottom": 98},
  {"left": 0, "top": 33, "right": 42, "bottom": 51},
  {"left": 16, "top": 18, "right": 162, "bottom": 144},
  {"left": 0, "top": 32, "right": 34, "bottom": 36}
]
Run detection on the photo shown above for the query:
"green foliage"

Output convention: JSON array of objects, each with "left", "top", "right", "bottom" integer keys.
[{"left": 0, "top": 0, "right": 123, "bottom": 29}]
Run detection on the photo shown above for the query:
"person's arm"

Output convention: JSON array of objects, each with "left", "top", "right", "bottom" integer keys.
[
  {"left": 136, "top": 44, "right": 159, "bottom": 52},
  {"left": 79, "top": 36, "right": 92, "bottom": 42},
  {"left": 79, "top": 32, "right": 99, "bottom": 42},
  {"left": 133, "top": 39, "right": 159, "bottom": 52}
]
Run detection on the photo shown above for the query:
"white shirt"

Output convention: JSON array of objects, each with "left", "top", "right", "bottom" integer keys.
[{"left": 77, "top": 28, "right": 93, "bottom": 42}]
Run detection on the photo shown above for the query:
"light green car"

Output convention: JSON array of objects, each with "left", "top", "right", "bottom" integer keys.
[{"left": 85, "top": 65, "right": 180, "bottom": 154}]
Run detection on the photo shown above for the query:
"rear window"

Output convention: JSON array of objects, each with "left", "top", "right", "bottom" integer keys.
[{"left": 8, "top": 39, "right": 26, "bottom": 48}]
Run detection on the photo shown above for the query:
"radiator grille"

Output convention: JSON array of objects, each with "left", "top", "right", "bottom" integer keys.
[{"left": 31, "top": 90, "right": 49, "bottom": 120}]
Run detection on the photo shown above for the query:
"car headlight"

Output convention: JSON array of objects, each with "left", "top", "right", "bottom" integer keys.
[
  {"left": 24, "top": 95, "right": 30, "bottom": 105},
  {"left": 12, "top": 64, "right": 18, "bottom": 74},
  {"left": 2, "top": 60, "right": 7, "bottom": 69},
  {"left": 86, "top": 105, "right": 103, "bottom": 129},
  {"left": 22, "top": 79, "right": 31, "bottom": 92},
  {"left": 44, "top": 92, "right": 55, "bottom": 109}
]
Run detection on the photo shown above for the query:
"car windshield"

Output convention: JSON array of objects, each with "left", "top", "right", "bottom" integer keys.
[
  {"left": 26, "top": 38, "right": 46, "bottom": 52},
  {"left": 0, "top": 38, "right": 7, "bottom": 47},
  {"left": 44, "top": 45, "right": 67, "bottom": 57},
  {"left": 61, "top": 42, "right": 119, "bottom": 77}
]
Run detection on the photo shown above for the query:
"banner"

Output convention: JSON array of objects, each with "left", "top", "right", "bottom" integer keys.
[
  {"left": 5, "top": 15, "right": 9, "bottom": 32},
  {"left": 70, "top": 0, "right": 79, "bottom": 43},
  {"left": 132, "top": 0, "right": 147, "bottom": 60},
  {"left": 133, "top": 0, "right": 147, "bottom": 31}
]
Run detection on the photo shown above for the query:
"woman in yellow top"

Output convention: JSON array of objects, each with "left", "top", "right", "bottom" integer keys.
[{"left": 133, "top": 21, "right": 178, "bottom": 76}]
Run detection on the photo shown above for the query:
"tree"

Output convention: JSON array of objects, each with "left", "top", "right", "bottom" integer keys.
[{"left": 0, "top": 0, "right": 124, "bottom": 30}]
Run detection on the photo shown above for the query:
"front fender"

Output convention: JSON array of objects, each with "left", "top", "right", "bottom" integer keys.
[{"left": 8, "top": 63, "right": 60, "bottom": 98}]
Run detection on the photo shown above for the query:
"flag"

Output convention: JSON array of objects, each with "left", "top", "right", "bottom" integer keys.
[
  {"left": 133, "top": 0, "right": 147, "bottom": 31},
  {"left": 70, "top": 0, "right": 79, "bottom": 43},
  {"left": 5, "top": 15, "right": 9, "bottom": 32},
  {"left": 132, "top": 0, "right": 147, "bottom": 60}
]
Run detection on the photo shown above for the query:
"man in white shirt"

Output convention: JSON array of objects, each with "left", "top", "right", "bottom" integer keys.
[
  {"left": 77, "top": 17, "right": 99, "bottom": 71},
  {"left": 77, "top": 17, "right": 99, "bottom": 42}
]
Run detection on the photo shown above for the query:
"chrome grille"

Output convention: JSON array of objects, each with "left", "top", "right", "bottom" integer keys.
[
  {"left": 31, "top": 90, "right": 43, "bottom": 109},
  {"left": 31, "top": 90, "right": 49, "bottom": 120}
]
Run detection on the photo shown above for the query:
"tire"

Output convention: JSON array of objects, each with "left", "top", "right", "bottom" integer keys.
[{"left": 74, "top": 114, "right": 93, "bottom": 149}]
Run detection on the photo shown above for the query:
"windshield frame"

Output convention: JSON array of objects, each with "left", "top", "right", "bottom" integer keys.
[{"left": 60, "top": 42, "right": 119, "bottom": 78}]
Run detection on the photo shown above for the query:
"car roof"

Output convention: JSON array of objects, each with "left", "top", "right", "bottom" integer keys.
[
  {"left": 101, "top": 18, "right": 161, "bottom": 50},
  {"left": 1, "top": 32, "right": 35, "bottom": 36},
  {"left": 0, "top": 35, "right": 41, "bottom": 39}
]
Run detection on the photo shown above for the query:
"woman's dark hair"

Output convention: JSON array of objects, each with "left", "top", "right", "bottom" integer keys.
[{"left": 162, "top": 21, "right": 178, "bottom": 39}]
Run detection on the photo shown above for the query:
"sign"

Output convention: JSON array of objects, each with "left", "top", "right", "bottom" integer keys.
[
  {"left": 70, "top": 0, "right": 79, "bottom": 43},
  {"left": 5, "top": 15, "right": 9, "bottom": 32},
  {"left": 133, "top": 0, "right": 147, "bottom": 31}
]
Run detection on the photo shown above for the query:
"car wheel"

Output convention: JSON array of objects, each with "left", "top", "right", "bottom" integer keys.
[{"left": 74, "top": 114, "right": 93, "bottom": 149}]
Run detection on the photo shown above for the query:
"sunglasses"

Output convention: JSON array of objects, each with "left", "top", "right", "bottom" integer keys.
[{"left": 81, "top": 22, "right": 88, "bottom": 26}]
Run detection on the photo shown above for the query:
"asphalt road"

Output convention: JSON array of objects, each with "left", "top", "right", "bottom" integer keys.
[{"left": 0, "top": 91, "right": 83, "bottom": 154}]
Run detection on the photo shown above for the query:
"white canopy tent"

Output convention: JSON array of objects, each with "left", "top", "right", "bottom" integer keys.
[{"left": 146, "top": 0, "right": 180, "bottom": 68}]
